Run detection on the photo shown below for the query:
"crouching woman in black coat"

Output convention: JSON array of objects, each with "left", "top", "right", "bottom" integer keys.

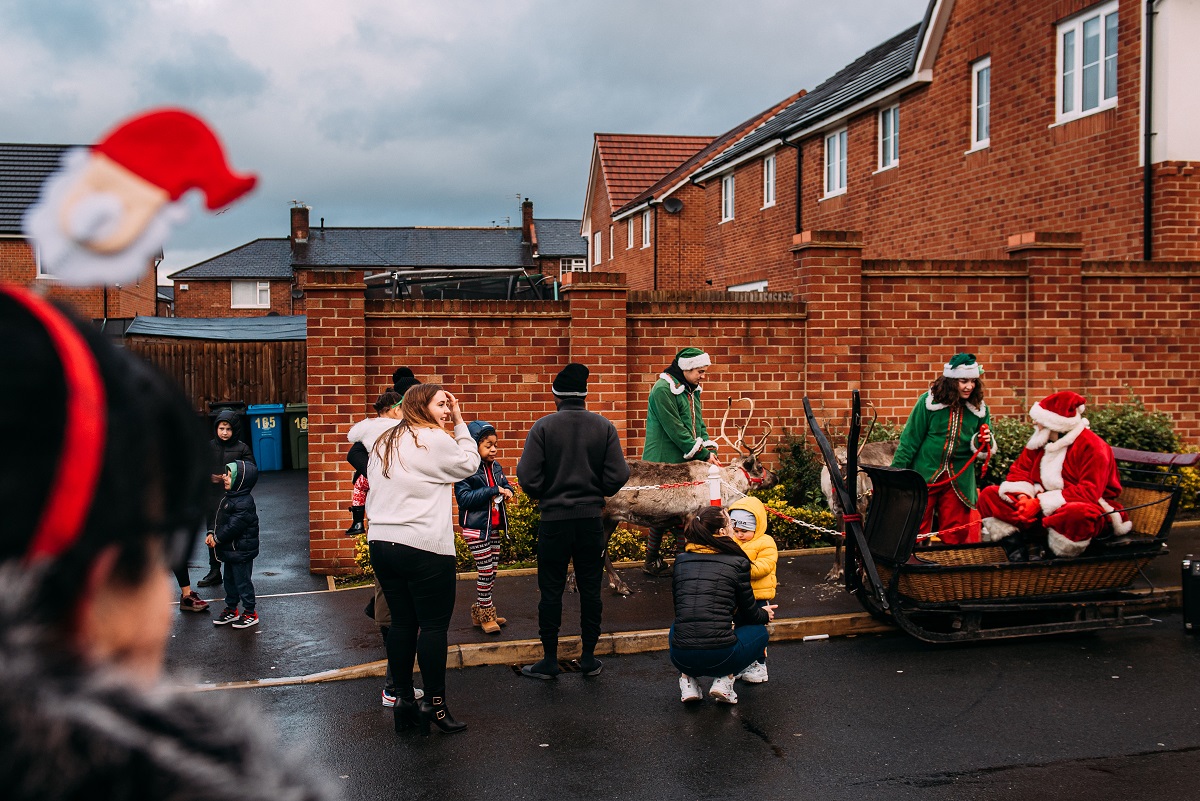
[{"left": 669, "top": 506, "right": 776, "bottom": 705}]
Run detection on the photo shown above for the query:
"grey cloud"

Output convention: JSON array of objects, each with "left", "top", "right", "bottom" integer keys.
[
  {"left": 138, "top": 33, "right": 267, "bottom": 106},
  {"left": 2, "top": 0, "right": 137, "bottom": 57}
]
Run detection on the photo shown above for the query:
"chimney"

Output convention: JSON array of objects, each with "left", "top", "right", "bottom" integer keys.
[
  {"left": 521, "top": 197, "right": 533, "bottom": 243},
  {"left": 291, "top": 204, "right": 310, "bottom": 244}
]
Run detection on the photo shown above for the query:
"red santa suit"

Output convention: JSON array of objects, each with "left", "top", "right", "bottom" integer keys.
[{"left": 977, "top": 391, "right": 1131, "bottom": 557}]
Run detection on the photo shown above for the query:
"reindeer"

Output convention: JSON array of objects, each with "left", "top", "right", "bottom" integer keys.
[
  {"left": 593, "top": 397, "right": 778, "bottom": 596},
  {"left": 818, "top": 408, "right": 899, "bottom": 582}
]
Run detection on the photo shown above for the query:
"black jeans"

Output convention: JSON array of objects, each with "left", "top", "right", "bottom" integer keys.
[
  {"left": 222, "top": 560, "right": 255, "bottom": 613},
  {"left": 369, "top": 541, "right": 457, "bottom": 699},
  {"left": 536, "top": 517, "right": 605, "bottom": 654}
]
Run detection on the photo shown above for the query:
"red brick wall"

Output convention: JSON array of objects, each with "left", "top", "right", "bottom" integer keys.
[
  {"left": 1, "top": 238, "right": 157, "bottom": 318},
  {"left": 172, "top": 278, "right": 300, "bottom": 317},
  {"left": 302, "top": 268, "right": 807, "bottom": 573},
  {"left": 707, "top": 149, "right": 798, "bottom": 292}
]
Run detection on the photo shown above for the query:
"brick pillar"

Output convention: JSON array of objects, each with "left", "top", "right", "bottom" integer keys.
[
  {"left": 298, "top": 267, "right": 366, "bottom": 574},
  {"left": 791, "top": 230, "right": 863, "bottom": 413},
  {"left": 562, "top": 271, "right": 629, "bottom": 445},
  {"left": 1007, "top": 232, "right": 1084, "bottom": 402}
]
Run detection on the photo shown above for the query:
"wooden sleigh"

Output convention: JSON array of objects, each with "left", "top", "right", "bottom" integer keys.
[{"left": 805, "top": 393, "right": 1196, "bottom": 643}]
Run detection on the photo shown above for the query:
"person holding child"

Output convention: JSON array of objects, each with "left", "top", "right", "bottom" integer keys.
[
  {"left": 727, "top": 496, "right": 777, "bottom": 684},
  {"left": 455, "top": 420, "right": 515, "bottom": 635},
  {"left": 366, "top": 384, "right": 480, "bottom": 735},
  {"left": 670, "top": 506, "right": 775, "bottom": 705},
  {"left": 206, "top": 459, "right": 261, "bottom": 629}
]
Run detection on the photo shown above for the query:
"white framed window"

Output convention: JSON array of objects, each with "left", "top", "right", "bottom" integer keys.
[
  {"left": 879, "top": 104, "right": 900, "bottom": 169},
  {"left": 641, "top": 210, "right": 651, "bottom": 248},
  {"left": 231, "top": 280, "right": 270, "bottom": 309},
  {"left": 729, "top": 280, "right": 768, "bottom": 292},
  {"left": 1057, "top": 1, "right": 1118, "bottom": 123},
  {"left": 560, "top": 257, "right": 587, "bottom": 279},
  {"left": 721, "top": 174, "right": 735, "bottom": 222},
  {"left": 824, "top": 128, "right": 847, "bottom": 197},
  {"left": 970, "top": 57, "right": 991, "bottom": 150},
  {"left": 593, "top": 231, "right": 602, "bottom": 265},
  {"left": 762, "top": 155, "right": 776, "bottom": 208},
  {"left": 627, "top": 219, "right": 634, "bottom": 249}
]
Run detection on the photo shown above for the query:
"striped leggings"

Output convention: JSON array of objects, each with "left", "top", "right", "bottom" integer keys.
[{"left": 460, "top": 528, "right": 501, "bottom": 607}]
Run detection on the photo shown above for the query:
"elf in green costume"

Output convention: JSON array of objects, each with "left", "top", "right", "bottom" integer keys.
[
  {"left": 891, "top": 353, "right": 993, "bottom": 544},
  {"left": 640, "top": 347, "right": 719, "bottom": 576}
]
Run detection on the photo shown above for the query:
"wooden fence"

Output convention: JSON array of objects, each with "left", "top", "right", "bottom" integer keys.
[{"left": 125, "top": 337, "right": 307, "bottom": 412}]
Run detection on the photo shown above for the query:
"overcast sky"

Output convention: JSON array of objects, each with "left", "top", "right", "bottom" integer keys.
[{"left": 2, "top": 0, "right": 928, "bottom": 283}]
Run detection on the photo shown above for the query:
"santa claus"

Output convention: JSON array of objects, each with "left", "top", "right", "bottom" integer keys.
[
  {"left": 23, "top": 108, "right": 256, "bottom": 286},
  {"left": 978, "top": 391, "right": 1131, "bottom": 561}
]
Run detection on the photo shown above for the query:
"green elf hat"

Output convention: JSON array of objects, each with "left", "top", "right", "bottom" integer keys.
[
  {"left": 943, "top": 353, "right": 982, "bottom": 379},
  {"left": 675, "top": 347, "right": 711, "bottom": 371},
  {"left": 225, "top": 461, "right": 239, "bottom": 486}
]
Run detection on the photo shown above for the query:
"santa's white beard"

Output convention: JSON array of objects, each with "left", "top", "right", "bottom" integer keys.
[{"left": 23, "top": 148, "right": 189, "bottom": 287}]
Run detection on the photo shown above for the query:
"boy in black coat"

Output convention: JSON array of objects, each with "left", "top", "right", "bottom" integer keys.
[
  {"left": 199, "top": 410, "right": 255, "bottom": 587},
  {"left": 206, "top": 459, "right": 261, "bottom": 629}
]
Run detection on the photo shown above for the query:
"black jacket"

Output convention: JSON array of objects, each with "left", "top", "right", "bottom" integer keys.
[
  {"left": 209, "top": 411, "right": 255, "bottom": 527},
  {"left": 671, "top": 550, "right": 769, "bottom": 651},
  {"left": 455, "top": 461, "right": 514, "bottom": 534},
  {"left": 213, "top": 459, "right": 260, "bottom": 563},
  {"left": 516, "top": 398, "right": 629, "bottom": 521},
  {"left": 0, "top": 567, "right": 336, "bottom": 801}
]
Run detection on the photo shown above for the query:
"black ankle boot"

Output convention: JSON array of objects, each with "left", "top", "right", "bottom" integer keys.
[
  {"left": 1001, "top": 534, "right": 1027, "bottom": 563},
  {"left": 418, "top": 696, "right": 466, "bottom": 735},
  {"left": 394, "top": 699, "right": 420, "bottom": 733},
  {"left": 345, "top": 505, "right": 365, "bottom": 536}
]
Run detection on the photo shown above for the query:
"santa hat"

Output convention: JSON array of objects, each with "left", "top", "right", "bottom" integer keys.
[
  {"left": 93, "top": 108, "right": 257, "bottom": 210},
  {"left": 1029, "top": 391, "right": 1087, "bottom": 433},
  {"left": 552, "top": 363, "right": 589, "bottom": 397},
  {"left": 675, "top": 347, "right": 711, "bottom": 371},
  {"left": 943, "top": 353, "right": 982, "bottom": 379}
]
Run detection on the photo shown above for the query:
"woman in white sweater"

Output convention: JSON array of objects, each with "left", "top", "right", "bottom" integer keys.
[{"left": 362, "top": 383, "right": 480, "bottom": 735}]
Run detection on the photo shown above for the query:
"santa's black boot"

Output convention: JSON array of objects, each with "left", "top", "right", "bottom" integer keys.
[{"left": 1000, "top": 532, "right": 1028, "bottom": 563}]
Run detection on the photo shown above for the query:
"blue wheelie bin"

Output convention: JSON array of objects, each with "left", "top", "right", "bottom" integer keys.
[{"left": 246, "top": 403, "right": 286, "bottom": 471}]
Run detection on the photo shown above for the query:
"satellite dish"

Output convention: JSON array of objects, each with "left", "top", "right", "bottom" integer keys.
[{"left": 662, "top": 197, "right": 684, "bottom": 214}]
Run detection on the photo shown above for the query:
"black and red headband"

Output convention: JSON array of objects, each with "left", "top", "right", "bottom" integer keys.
[{"left": 2, "top": 286, "right": 108, "bottom": 561}]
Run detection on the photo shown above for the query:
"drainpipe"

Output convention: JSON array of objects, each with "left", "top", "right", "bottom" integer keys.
[
  {"left": 1143, "top": 0, "right": 1159, "bottom": 261},
  {"left": 779, "top": 139, "right": 804, "bottom": 234}
]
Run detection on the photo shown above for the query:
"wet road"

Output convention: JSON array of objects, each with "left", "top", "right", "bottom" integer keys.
[{"left": 168, "top": 470, "right": 1200, "bottom": 800}]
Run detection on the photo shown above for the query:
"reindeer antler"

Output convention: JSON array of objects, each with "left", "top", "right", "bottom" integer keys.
[
  {"left": 856, "top": 403, "right": 879, "bottom": 458},
  {"left": 749, "top": 419, "right": 774, "bottom": 456},
  {"left": 719, "top": 397, "right": 752, "bottom": 456}
]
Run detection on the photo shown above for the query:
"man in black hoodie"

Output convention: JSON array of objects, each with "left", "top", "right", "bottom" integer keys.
[
  {"left": 198, "top": 410, "right": 255, "bottom": 587},
  {"left": 517, "top": 363, "right": 629, "bottom": 680}
]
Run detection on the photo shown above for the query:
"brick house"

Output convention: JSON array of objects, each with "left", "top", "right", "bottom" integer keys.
[
  {"left": 0, "top": 143, "right": 158, "bottom": 319},
  {"left": 587, "top": 0, "right": 1200, "bottom": 293},
  {"left": 170, "top": 200, "right": 582, "bottom": 315}
]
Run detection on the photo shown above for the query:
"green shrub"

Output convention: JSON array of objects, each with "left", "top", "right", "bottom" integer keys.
[
  {"left": 773, "top": 429, "right": 827, "bottom": 508},
  {"left": 1088, "top": 395, "right": 1179, "bottom": 454},
  {"left": 607, "top": 527, "right": 647, "bottom": 561},
  {"left": 498, "top": 488, "right": 539, "bottom": 566},
  {"left": 982, "top": 415, "right": 1035, "bottom": 487}
]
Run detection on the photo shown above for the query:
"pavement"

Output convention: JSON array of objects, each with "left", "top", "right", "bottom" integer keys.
[{"left": 166, "top": 468, "right": 1197, "bottom": 688}]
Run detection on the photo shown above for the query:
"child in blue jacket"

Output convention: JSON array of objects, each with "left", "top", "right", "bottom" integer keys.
[
  {"left": 206, "top": 459, "right": 261, "bottom": 630},
  {"left": 454, "top": 420, "right": 514, "bottom": 634}
]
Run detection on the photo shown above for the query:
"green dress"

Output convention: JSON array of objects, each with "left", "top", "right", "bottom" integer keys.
[
  {"left": 641, "top": 373, "right": 715, "bottom": 463},
  {"left": 891, "top": 391, "right": 991, "bottom": 506}
]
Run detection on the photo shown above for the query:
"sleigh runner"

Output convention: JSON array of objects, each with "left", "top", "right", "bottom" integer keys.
[{"left": 806, "top": 392, "right": 1193, "bottom": 643}]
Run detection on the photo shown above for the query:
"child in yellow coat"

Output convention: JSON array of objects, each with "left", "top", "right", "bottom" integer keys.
[{"left": 727, "top": 496, "right": 777, "bottom": 683}]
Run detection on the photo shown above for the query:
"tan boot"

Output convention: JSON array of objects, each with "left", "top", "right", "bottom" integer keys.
[
  {"left": 470, "top": 603, "right": 484, "bottom": 627},
  {"left": 478, "top": 605, "right": 501, "bottom": 634},
  {"left": 493, "top": 609, "right": 507, "bottom": 627}
]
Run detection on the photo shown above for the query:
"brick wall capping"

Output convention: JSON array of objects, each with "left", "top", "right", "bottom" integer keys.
[
  {"left": 863, "top": 259, "right": 1028, "bottom": 277},
  {"left": 295, "top": 268, "right": 366, "bottom": 289},
  {"left": 366, "top": 309, "right": 571, "bottom": 319},
  {"left": 562, "top": 271, "right": 626, "bottom": 289},
  {"left": 628, "top": 290, "right": 796, "bottom": 303},
  {"left": 1005, "top": 232, "right": 1084, "bottom": 253},
  {"left": 790, "top": 230, "right": 864, "bottom": 251},
  {"left": 1082, "top": 260, "right": 1200, "bottom": 278}
]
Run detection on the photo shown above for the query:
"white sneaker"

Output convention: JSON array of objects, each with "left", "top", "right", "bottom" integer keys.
[
  {"left": 679, "top": 674, "right": 703, "bottom": 703},
  {"left": 708, "top": 675, "right": 738, "bottom": 704},
  {"left": 737, "top": 661, "right": 768, "bottom": 684}
]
